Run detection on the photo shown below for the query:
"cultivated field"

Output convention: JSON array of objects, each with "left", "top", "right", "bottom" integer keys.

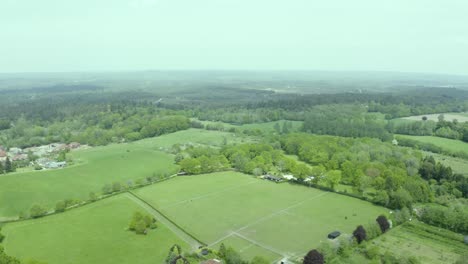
[
  {"left": 397, "top": 135, "right": 468, "bottom": 156},
  {"left": 401, "top": 113, "right": 468, "bottom": 122},
  {"left": 1, "top": 195, "right": 189, "bottom": 264},
  {"left": 133, "top": 172, "right": 386, "bottom": 261},
  {"left": 371, "top": 221, "right": 467, "bottom": 264}
]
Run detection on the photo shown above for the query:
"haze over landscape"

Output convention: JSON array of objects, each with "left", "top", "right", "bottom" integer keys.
[{"left": 1, "top": 0, "right": 468, "bottom": 75}]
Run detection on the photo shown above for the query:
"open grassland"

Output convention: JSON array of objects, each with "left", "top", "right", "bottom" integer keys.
[
  {"left": 371, "top": 221, "right": 467, "bottom": 264},
  {"left": 396, "top": 135, "right": 468, "bottom": 156},
  {"left": 0, "top": 129, "right": 241, "bottom": 218},
  {"left": 132, "top": 128, "right": 252, "bottom": 149},
  {"left": 196, "top": 119, "right": 303, "bottom": 133},
  {"left": 133, "top": 172, "right": 386, "bottom": 260},
  {"left": 401, "top": 113, "right": 468, "bottom": 122},
  {"left": 1, "top": 195, "right": 189, "bottom": 264},
  {"left": 422, "top": 151, "right": 468, "bottom": 176}
]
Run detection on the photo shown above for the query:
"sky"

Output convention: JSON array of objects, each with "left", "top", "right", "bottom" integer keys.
[{"left": 1, "top": 0, "right": 468, "bottom": 75}]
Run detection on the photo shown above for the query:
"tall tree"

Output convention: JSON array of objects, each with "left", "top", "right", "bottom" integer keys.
[
  {"left": 376, "top": 215, "right": 390, "bottom": 233},
  {"left": 352, "top": 225, "right": 367, "bottom": 244},
  {"left": 303, "top": 249, "right": 324, "bottom": 264},
  {"left": 4, "top": 157, "right": 12, "bottom": 173}
]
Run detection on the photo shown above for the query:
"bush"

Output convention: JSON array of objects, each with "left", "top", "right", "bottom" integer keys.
[
  {"left": 353, "top": 225, "right": 367, "bottom": 244},
  {"left": 30, "top": 204, "right": 47, "bottom": 218},
  {"left": 376, "top": 215, "right": 390, "bottom": 233},
  {"left": 129, "top": 211, "right": 157, "bottom": 235},
  {"left": 54, "top": 200, "right": 67, "bottom": 212}
]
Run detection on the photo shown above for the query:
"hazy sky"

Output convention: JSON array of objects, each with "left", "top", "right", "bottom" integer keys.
[{"left": 1, "top": 0, "right": 468, "bottom": 75}]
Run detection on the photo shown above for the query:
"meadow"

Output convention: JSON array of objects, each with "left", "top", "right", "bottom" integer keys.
[
  {"left": 0, "top": 129, "right": 241, "bottom": 218},
  {"left": 133, "top": 172, "right": 387, "bottom": 261},
  {"left": 422, "top": 151, "right": 468, "bottom": 176},
  {"left": 396, "top": 134, "right": 468, "bottom": 156},
  {"left": 401, "top": 113, "right": 468, "bottom": 122},
  {"left": 1, "top": 195, "right": 189, "bottom": 264},
  {"left": 371, "top": 221, "right": 467, "bottom": 263}
]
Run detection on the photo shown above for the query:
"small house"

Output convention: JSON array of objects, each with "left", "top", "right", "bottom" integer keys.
[{"left": 327, "top": 231, "right": 341, "bottom": 239}]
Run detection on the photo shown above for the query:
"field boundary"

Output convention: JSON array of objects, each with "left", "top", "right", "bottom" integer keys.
[{"left": 126, "top": 191, "right": 206, "bottom": 249}]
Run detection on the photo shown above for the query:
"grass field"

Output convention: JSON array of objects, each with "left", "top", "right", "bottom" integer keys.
[
  {"left": 133, "top": 172, "right": 386, "bottom": 261},
  {"left": 0, "top": 129, "right": 242, "bottom": 218},
  {"left": 1, "top": 195, "right": 189, "bottom": 264},
  {"left": 371, "top": 221, "right": 467, "bottom": 264},
  {"left": 196, "top": 119, "right": 303, "bottom": 134},
  {"left": 401, "top": 113, "right": 468, "bottom": 122},
  {"left": 422, "top": 151, "right": 468, "bottom": 176},
  {"left": 396, "top": 135, "right": 468, "bottom": 156}
]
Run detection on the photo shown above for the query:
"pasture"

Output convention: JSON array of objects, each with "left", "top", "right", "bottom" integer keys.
[
  {"left": 371, "top": 221, "right": 467, "bottom": 264},
  {"left": 1, "top": 195, "right": 188, "bottom": 264},
  {"left": 0, "top": 129, "right": 240, "bottom": 218},
  {"left": 423, "top": 151, "right": 468, "bottom": 176},
  {"left": 401, "top": 113, "right": 468, "bottom": 122},
  {"left": 396, "top": 135, "right": 468, "bottom": 156},
  {"left": 133, "top": 172, "right": 386, "bottom": 261}
]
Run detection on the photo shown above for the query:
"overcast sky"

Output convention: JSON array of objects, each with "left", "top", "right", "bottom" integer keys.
[{"left": 1, "top": 0, "right": 467, "bottom": 75}]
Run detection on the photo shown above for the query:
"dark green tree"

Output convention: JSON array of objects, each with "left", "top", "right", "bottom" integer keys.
[
  {"left": 376, "top": 215, "right": 390, "bottom": 233},
  {"left": 352, "top": 225, "right": 367, "bottom": 244},
  {"left": 303, "top": 249, "right": 324, "bottom": 264}
]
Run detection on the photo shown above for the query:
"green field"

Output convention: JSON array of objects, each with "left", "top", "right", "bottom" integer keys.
[
  {"left": 196, "top": 119, "right": 303, "bottom": 133},
  {"left": 422, "top": 151, "right": 468, "bottom": 176},
  {"left": 0, "top": 129, "right": 243, "bottom": 218},
  {"left": 1, "top": 195, "right": 189, "bottom": 264},
  {"left": 371, "top": 221, "right": 467, "bottom": 264},
  {"left": 401, "top": 113, "right": 468, "bottom": 122},
  {"left": 133, "top": 172, "right": 386, "bottom": 260},
  {"left": 397, "top": 135, "right": 468, "bottom": 156}
]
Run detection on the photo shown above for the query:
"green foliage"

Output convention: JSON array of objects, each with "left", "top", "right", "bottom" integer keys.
[
  {"left": 30, "top": 204, "right": 47, "bottom": 218},
  {"left": 250, "top": 256, "right": 270, "bottom": 264},
  {"left": 128, "top": 211, "right": 156, "bottom": 235},
  {"left": 54, "top": 200, "right": 67, "bottom": 213}
]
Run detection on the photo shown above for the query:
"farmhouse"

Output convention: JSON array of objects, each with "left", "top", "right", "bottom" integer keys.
[
  {"left": 264, "top": 174, "right": 283, "bottom": 182},
  {"left": 327, "top": 231, "right": 341, "bottom": 239}
]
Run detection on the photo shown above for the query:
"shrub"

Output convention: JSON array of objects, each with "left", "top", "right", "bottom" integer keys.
[
  {"left": 30, "top": 204, "right": 47, "bottom": 218},
  {"left": 353, "top": 225, "right": 367, "bottom": 244},
  {"left": 376, "top": 215, "right": 390, "bottom": 233}
]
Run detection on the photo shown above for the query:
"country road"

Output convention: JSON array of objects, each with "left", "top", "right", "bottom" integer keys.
[{"left": 125, "top": 192, "right": 204, "bottom": 250}]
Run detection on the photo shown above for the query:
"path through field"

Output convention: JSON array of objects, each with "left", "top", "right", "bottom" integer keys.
[{"left": 126, "top": 192, "right": 203, "bottom": 250}]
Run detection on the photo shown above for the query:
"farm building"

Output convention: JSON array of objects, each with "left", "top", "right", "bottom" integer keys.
[
  {"left": 264, "top": 174, "right": 283, "bottom": 182},
  {"left": 12, "top": 154, "right": 28, "bottom": 161},
  {"left": 201, "top": 259, "right": 221, "bottom": 264},
  {"left": 327, "top": 231, "right": 341, "bottom": 239},
  {"left": 44, "top": 161, "right": 66, "bottom": 169},
  {"left": 0, "top": 150, "right": 6, "bottom": 162},
  {"left": 283, "top": 174, "right": 297, "bottom": 181},
  {"left": 68, "top": 142, "right": 81, "bottom": 149}
]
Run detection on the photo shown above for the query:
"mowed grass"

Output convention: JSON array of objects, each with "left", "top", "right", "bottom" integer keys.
[
  {"left": 371, "top": 221, "right": 467, "bottom": 264},
  {"left": 196, "top": 119, "right": 303, "bottom": 133},
  {"left": 0, "top": 129, "right": 245, "bottom": 218},
  {"left": 397, "top": 135, "right": 468, "bottom": 156},
  {"left": 401, "top": 113, "right": 468, "bottom": 122},
  {"left": 132, "top": 128, "right": 252, "bottom": 149},
  {"left": 0, "top": 144, "right": 178, "bottom": 217},
  {"left": 1, "top": 195, "right": 189, "bottom": 264},
  {"left": 133, "top": 172, "right": 386, "bottom": 258}
]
